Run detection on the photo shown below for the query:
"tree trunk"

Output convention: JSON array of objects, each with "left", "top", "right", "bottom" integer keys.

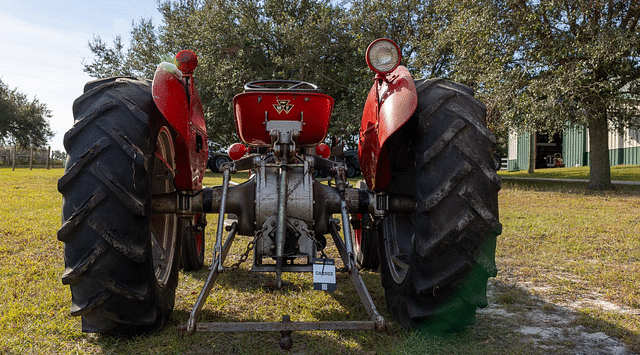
[
  {"left": 528, "top": 132, "right": 536, "bottom": 174},
  {"left": 587, "top": 113, "right": 611, "bottom": 190}
]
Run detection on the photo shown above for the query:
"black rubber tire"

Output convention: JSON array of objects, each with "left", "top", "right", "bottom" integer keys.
[
  {"left": 180, "top": 214, "right": 206, "bottom": 271},
  {"left": 378, "top": 78, "right": 501, "bottom": 332},
  {"left": 355, "top": 213, "right": 379, "bottom": 270},
  {"left": 207, "top": 155, "right": 218, "bottom": 173},
  {"left": 494, "top": 152, "right": 502, "bottom": 171},
  {"left": 215, "top": 156, "right": 231, "bottom": 171},
  {"left": 353, "top": 181, "right": 379, "bottom": 270},
  {"left": 57, "top": 77, "right": 181, "bottom": 335},
  {"left": 346, "top": 163, "right": 357, "bottom": 178}
]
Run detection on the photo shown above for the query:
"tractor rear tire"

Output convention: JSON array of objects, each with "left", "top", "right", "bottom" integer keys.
[
  {"left": 354, "top": 181, "right": 379, "bottom": 270},
  {"left": 354, "top": 212, "right": 379, "bottom": 270},
  {"left": 57, "top": 77, "right": 181, "bottom": 335},
  {"left": 180, "top": 214, "right": 206, "bottom": 271},
  {"left": 379, "top": 78, "right": 501, "bottom": 331}
]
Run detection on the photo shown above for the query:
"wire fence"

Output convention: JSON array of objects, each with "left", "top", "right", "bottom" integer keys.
[{"left": 0, "top": 146, "right": 66, "bottom": 170}]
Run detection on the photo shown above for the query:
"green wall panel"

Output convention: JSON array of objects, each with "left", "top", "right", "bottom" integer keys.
[
  {"left": 515, "top": 133, "right": 531, "bottom": 171},
  {"left": 607, "top": 146, "right": 640, "bottom": 166},
  {"left": 563, "top": 125, "right": 587, "bottom": 167}
]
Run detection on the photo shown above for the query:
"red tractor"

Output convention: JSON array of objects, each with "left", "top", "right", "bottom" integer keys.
[{"left": 58, "top": 39, "right": 500, "bottom": 345}]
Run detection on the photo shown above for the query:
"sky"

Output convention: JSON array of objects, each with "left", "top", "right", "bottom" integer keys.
[{"left": 0, "top": 1, "right": 163, "bottom": 151}]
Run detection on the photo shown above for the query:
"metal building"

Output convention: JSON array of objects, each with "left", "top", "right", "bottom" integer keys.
[{"left": 507, "top": 127, "right": 640, "bottom": 171}]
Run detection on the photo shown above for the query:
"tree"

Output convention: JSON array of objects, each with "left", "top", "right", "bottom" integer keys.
[
  {"left": 0, "top": 79, "right": 53, "bottom": 148},
  {"left": 52, "top": 150, "right": 67, "bottom": 162},
  {"left": 82, "top": 35, "right": 134, "bottom": 78},
  {"left": 81, "top": 0, "right": 431, "bottom": 147},
  {"left": 418, "top": 0, "right": 640, "bottom": 189},
  {"left": 0, "top": 81, "right": 18, "bottom": 138}
]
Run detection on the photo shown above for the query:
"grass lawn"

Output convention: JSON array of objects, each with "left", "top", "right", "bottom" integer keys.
[{"left": 0, "top": 167, "right": 638, "bottom": 354}]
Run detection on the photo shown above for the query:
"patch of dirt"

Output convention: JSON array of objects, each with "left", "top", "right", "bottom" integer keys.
[
  {"left": 566, "top": 293, "right": 640, "bottom": 316},
  {"left": 480, "top": 280, "right": 636, "bottom": 354}
]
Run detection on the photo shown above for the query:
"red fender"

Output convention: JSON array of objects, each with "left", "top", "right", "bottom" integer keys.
[
  {"left": 358, "top": 66, "right": 417, "bottom": 191},
  {"left": 151, "top": 55, "right": 208, "bottom": 191}
]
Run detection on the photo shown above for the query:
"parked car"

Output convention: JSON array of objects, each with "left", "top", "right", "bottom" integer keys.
[
  {"left": 207, "top": 144, "right": 231, "bottom": 173},
  {"left": 344, "top": 150, "right": 361, "bottom": 178}
]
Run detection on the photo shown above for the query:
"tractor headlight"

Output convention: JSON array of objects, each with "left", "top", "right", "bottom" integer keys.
[{"left": 366, "top": 39, "right": 401, "bottom": 75}]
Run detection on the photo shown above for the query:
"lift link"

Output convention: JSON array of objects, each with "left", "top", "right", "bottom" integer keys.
[
  {"left": 184, "top": 220, "right": 238, "bottom": 336},
  {"left": 328, "top": 219, "right": 386, "bottom": 332}
]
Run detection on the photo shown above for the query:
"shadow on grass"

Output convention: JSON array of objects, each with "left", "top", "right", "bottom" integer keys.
[
  {"left": 478, "top": 280, "right": 638, "bottom": 354},
  {"left": 83, "top": 278, "right": 638, "bottom": 354}
]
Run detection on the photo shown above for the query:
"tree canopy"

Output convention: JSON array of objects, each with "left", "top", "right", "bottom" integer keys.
[
  {"left": 419, "top": 0, "right": 640, "bottom": 189},
  {"left": 0, "top": 79, "right": 53, "bottom": 148},
  {"left": 83, "top": 0, "right": 640, "bottom": 189}
]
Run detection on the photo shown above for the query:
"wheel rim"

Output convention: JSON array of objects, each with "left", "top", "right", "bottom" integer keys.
[
  {"left": 150, "top": 127, "right": 178, "bottom": 287},
  {"left": 379, "top": 133, "right": 416, "bottom": 284},
  {"left": 216, "top": 156, "right": 230, "bottom": 170},
  {"left": 381, "top": 213, "right": 415, "bottom": 284}
]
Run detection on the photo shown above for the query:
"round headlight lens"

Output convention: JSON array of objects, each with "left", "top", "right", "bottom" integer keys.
[{"left": 366, "top": 39, "right": 401, "bottom": 74}]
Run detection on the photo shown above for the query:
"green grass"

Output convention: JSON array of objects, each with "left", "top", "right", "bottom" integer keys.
[
  {"left": 498, "top": 164, "right": 640, "bottom": 181},
  {"left": 498, "top": 179, "right": 640, "bottom": 350},
  {"left": 0, "top": 167, "right": 638, "bottom": 354}
]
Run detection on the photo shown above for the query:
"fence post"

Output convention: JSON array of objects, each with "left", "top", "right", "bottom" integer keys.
[
  {"left": 47, "top": 146, "right": 51, "bottom": 169},
  {"left": 29, "top": 147, "right": 33, "bottom": 170},
  {"left": 12, "top": 145, "right": 16, "bottom": 171}
]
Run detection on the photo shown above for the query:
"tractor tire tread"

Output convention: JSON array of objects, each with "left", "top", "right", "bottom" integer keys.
[
  {"left": 379, "top": 78, "right": 501, "bottom": 331},
  {"left": 59, "top": 77, "right": 177, "bottom": 335}
]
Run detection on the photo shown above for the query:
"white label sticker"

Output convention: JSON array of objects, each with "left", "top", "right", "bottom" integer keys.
[{"left": 312, "top": 258, "right": 336, "bottom": 291}]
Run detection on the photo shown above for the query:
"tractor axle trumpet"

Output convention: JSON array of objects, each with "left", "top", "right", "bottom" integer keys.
[{"left": 151, "top": 184, "right": 415, "bottom": 217}]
